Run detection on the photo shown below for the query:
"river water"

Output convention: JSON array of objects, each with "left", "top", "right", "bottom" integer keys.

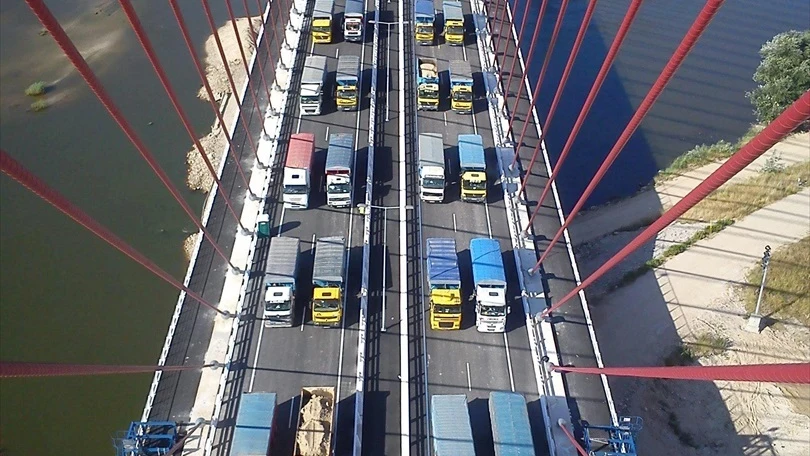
[{"left": 0, "top": 0, "right": 807, "bottom": 455}]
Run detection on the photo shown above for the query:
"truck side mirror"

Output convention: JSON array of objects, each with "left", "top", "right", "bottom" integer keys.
[{"left": 507, "top": 307, "right": 512, "bottom": 314}]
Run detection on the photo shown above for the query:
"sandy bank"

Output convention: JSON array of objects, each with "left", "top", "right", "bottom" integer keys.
[
  {"left": 185, "top": 15, "right": 262, "bottom": 194},
  {"left": 572, "top": 132, "right": 810, "bottom": 454}
]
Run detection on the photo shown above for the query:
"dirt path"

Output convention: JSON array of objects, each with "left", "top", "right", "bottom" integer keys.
[{"left": 573, "top": 133, "right": 810, "bottom": 454}]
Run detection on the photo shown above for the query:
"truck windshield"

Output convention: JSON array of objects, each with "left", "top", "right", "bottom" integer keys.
[
  {"left": 418, "top": 87, "right": 438, "bottom": 99},
  {"left": 452, "top": 91, "right": 473, "bottom": 102},
  {"left": 479, "top": 305, "right": 505, "bottom": 316},
  {"left": 422, "top": 177, "right": 444, "bottom": 189},
  {"left": 446, "top": 25, "right": 464, "bottom": 35},
  {"left": 415, "top": 24, "right": 433, "bottom": 34},
  {"left": 284, "top": 184, "right": 308, "bottom": 194},
  {"left": 434, "top": 304, "right": 462, "bottom": 314},
  {"left": 314, "top": 299, "right": 340, "bottom": 311},
  {"left": 266, "top": 301, "right": 291, "bottom": 312},
  {"left": 462, "top": 180, "right": 487, "bottom": 191},
  {"left": 312, "top": 25, "right": 331, "bottom": 33},
  {"left": 345, "top": 22, "right": 361, "bottom": 31},
  {"left": 337, "top": 88, "right": 357, "bottom": 99},
  {"left": 327, "top": 183, "right": 352, "bottom": 194},
  {"left": 301, "top": 95, "right": 320, "bottom": 104}
]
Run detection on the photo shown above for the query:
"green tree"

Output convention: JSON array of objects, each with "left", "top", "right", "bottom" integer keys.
[{"left": 746, "top": 30, "right": 810, "bottom": 129}]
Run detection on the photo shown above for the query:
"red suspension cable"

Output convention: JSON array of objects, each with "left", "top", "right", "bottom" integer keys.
[
  {"left": 505, "top": 0, "right": 569, "bottom": 140},
  {"left": 200, "top": 0, "right": 264, "bottom": 163},
  {"left": 225, "top": 0, "right": 269, "bottom": 138},
  {"left": 117, "top": 0, "right": 247, "bottom": 232},
  {"left": 24, "top": 0, "right": 238, "bottom": 270},
  {"left": 551, "top": 363, "right": 810, "bottom": 384},
  {"left": 531, "top": 0, "right": 725, "bottom": 273},
  {"left": 494, "top": 0, "right": 520, "bottom": 60},
  {"left": 238, "top": 0, "right": 273, "bottom": 114},
  {"left": 503, "top": 0, "right": 549, "bottom": 98},
  {"left": 0, "top": 361, "right": 218, "bottom": 379},
  {"left": 167, "top": 0, "right": 257, "bottom": 197},
  {"left": 523, "top": 0, "right": 642, "bottom": 230},
  {"left": 558, "top": 421, "right": 590, "bottom": 456},
  {"left": 0, "top": 150, "right": 227, "bottom": 316},
  {"left": 508, "top": 0, "right": 597, "bottom": 170},
  {"left": 246, "top": 0, "right": 280, "bottom": 94},
  {"left": 538, "top": 90, "right": 810, "bottom": 318}
]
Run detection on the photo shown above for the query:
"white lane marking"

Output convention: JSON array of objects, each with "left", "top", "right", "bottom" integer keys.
[
  {"left": 296, "top": 113, "right": 303, "bottom": 133},
  {"left": 325, "top": 126, "right": 330, "bottom": 141},
  {"left": 503, "top": 333, "right": 516, "bottom": 392},
  {"left": 386, "top": 25, "right": 392, "bottom": 122},
  {"left": 248, "top": 321, "right": 266, "bottom": 392},
  {"left": 336, "top": 47, "right": 340, "bottom": 58},
  {"left": 484, "top": 201, "right": 493, "bottom": 239},
  {"left": 277, "top": 207, "right": 286, "bottom": 236},
  {"left": 462, "top": 42, "right": 467, "bottom": 62},
  {"left": 466, "top": 362, "right": 472, "bottom": 391},
  {"left": 289, "top": 395, "right": 297, "bottom": 427},
  {"left": 453, "top": 213, "right": 457, "bottom": 233},
  {"left": 443, "top": 112, "right": 447, "bottom": 126},
  {"left": 398, "top": 0, "right": 410, "bottom": 452},
  {"left": 310, "top": 39, "right": 315, "bottom": 55}
]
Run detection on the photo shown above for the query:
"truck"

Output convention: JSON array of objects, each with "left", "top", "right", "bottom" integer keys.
[
  {"left": 335, "top": 55, "right": 361, "bottom": 111},
  {"left": 458, "top": 134, "right": 487, "bottom": 203},
  {"left": 418, "top": 133, "right": 445, "bottom": 202},
  {"left": 489, "top": 392, "right": 535, "bottom": 456},
  {"left": 230, "top": 392, "right": 278, "bottom": 456},
  {"left": 416, "top": 58, "right": 440, "bottom": 111},
  {"left": 414, "top": 0, "right": 436, "bottom": 45},
  {"left": 311, "top": 236, "right": 346, "bottom": 325},
  {"left": 325, "top": 133, "right": 354, "bottom": 207},
  {"left": 300, "top": 55, "right": 328, "bottom": 116},
  {"left": 470, "top": 238, "right": 509, "bottom": 333},
  {"left": 449, "top": 60, "right": 474, "bottom": 114},
  {"left": 312, "top": 0, "right": 335, "bottom": 43},
  {"left": 343, "top": 0, "right": 365, "bottom": 42},
  {"left": 283, "top": 133, "right": 316, "bottom": 209},
  {"left": 293, "top": 387, "right": 335, "bottom": 456},
  {"left": 263, "top": 236, "right": 300, "bottom": 327},
  {"left": 442, "top": 0, "right": 464, "bottom": 45},
  {"left": 426, "top": 238, "right": 462, "bottom": 330},
  {"left": 430, "top": 395, "right": 476, "bottom": 456}
]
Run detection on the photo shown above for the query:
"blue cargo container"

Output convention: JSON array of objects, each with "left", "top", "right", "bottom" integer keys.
[
  {"left": 426, "top": 238, "right": 461, "bottom": 287},
  {"left": 458, "top": 134, "right": 486, "bottom": 172},
  {"left": 489, "top": 392, "right": 535, "bottom": 456},
  {"left": 470, "top": 238, "right": 506, "bottom": 287},
  {"left": 431, "top": 394, "right": 476, "bottom": 456},
  {"left": 230, "top": 392, "right": 277, "bottom": 456}
]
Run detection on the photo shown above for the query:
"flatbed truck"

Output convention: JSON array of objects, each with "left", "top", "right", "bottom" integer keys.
[{"left": 417, "top": 57, "right": 440, "bottom": 111}]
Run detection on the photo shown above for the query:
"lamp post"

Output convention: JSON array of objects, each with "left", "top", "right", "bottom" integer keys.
[
  {"left": 746, "top": 245, "right": 771, "bottom": 333},
  {"left": 357, "top": 203, "right": 414, "bottom": 332}
]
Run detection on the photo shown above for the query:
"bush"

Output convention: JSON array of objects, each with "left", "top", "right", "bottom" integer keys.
[
  {"left": 746, "top": 30, "right": 810, "bottom": 129},
  {"left": 25, "top": 81, "right": 47, "bottom": 96},
  {"left": 30, "top": 99, "right": 49, "bottom": 112}
]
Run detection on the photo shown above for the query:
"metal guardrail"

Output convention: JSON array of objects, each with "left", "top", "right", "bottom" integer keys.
[{"left": 353, "top": 0, "right": 381, "bottom": 454}]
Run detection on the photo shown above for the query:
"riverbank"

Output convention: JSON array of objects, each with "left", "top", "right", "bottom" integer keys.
[
  {"left": 571, "top": 133, "right": 810, "bottom": 454},
  {"left": 182, "top": 15, "right": 261, "bottom": 261},
  {"left": 185, "top": 15, "right": 261, "bottom": 194}
]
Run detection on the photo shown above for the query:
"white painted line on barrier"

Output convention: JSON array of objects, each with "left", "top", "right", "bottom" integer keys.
[{"left": 398, "top": 0, "right": 410, "bottom": 452}]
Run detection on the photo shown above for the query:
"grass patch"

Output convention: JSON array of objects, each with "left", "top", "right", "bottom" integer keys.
[
  {"left": 682, "top": 161, "right": 810, "bottom": 222},
  {"left": 739, "top": 236, "right": 810, "bottom": 326},
  {"left": 30, "top": 99, "right": 49, "bottom": 112},
  {"left": 664, "top": 333, "right": 731, "bottom": 366},
  {"left": 613, "top": 219, "right": 735, "bottom": 289},
  {"left": 655, "top": 125, "right": 763, "bottom": 183},
  {"left": 25, "top": 81, "right": 47, "bottom": 96}
]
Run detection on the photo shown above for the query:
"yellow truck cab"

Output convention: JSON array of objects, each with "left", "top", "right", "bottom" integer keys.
[
  {"left": 312, "top": 0, "right": 335, "bottom": 43},
  {"left": 449, "top": 60, "right": 473, "bottom": 114},
  {"left": 426, "top": 238, "right": 462, "bottom": 330},
  {"left": 458, "top": 134, "right": 487, "bottom": 202},
  {"left": 335, "top": 55, "right": 361, "bottom": 111},
  {"left": 414, "top": 0, "right": 436, "bottom": 45},
  {"left": 442, "top": 0, "right": 464, "bottom": 45},
  {"left": 311, "top": 236, "right": 346, "bottom": 325}
]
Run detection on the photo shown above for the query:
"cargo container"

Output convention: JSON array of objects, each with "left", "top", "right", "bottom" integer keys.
[
  {"left": 230, "top": 392, "right": 278, "bottom": 456},
  {"left": 489, "top": 392, "right": 535, "bottom": 456},
  {"left": 430, "top": 394, "right": 476, "bottom": 456}
]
